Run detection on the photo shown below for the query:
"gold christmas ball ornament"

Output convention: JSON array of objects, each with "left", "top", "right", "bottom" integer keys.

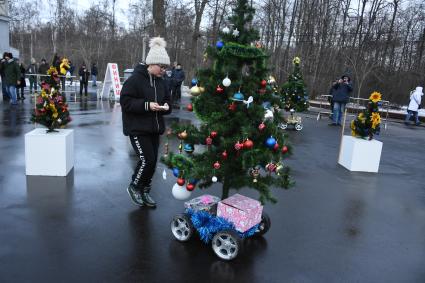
[{"left": 190, "top": 86, "right": 201, "bottom": 96}]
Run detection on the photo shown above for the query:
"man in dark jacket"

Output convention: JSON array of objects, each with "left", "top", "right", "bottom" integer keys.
[
  {"left": 0, "top": 52, "right": 9, "bottom": 101},
  {"left": 38, "top": 58, "right": 50, "bottom": 76},
  {"left": 27, "top": 58, "right": 38, "bottom": 94},
  {"left": 171, "top": 63, "right": 185, "bottom": 103},
  {"left": 91, "top": 63, "right": 98, "bottom": 87},
  {"left": 2, "top": 53, "right": 21, "bottom": 105},
  {"left": 330, "top": 75, "right": 353, "bottom": 126},
  {"left": 78, "top": 63, "right": 90, "bottom": 96},
  {"left": 120, "top": 37, "right": 172, "bottom": 208}
]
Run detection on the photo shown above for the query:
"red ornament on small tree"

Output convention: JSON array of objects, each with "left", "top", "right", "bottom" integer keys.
[
  {"left": 177, "top": 178, "right": 185, "bottom": 186},
  {"left": 210, "top": 131, "right": 218, "bottom": 138},
  {"left": 260, "top": 79, "right": 267, "bottom": 88},
  {"left": 216, "top": 85, "right": 224, "bottom": 94},
  {"left": 186, "top": 103, "right": 193, "bottom": 112},
  {"left": 244, "top": 139, "right": 254, "bottom": 149},
  {"left": 213, "top": 161, "right": 221, "bottom": 169},
  {"left": 186, "top": 183, "right": 195, "bottom": 191},
  {"left": 282, "top": 145, "right": 288, "bottom": 154}
]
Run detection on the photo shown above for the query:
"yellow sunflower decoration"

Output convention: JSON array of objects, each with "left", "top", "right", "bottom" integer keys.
[
  {"left": 350, "top": 91, "right": 383, "bottom": 140},
  {"left": 369, "top": 91, "right": 382, "bottom": 103}
]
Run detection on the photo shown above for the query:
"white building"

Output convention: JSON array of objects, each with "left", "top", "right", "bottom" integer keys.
[{"left": 0, "top": 0, "right": 19, "bottom": 58}]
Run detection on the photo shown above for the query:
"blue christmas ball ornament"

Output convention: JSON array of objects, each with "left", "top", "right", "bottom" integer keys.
[
  {"left": 232, "top": 91, "right": 245, "bottom": 102},
  {"left": 172, "top": 168, "right": 180, "bottom": 177},
  {"left": 265, "top": 136, "right": 277, "bottom": 148},
  {"left": 216, "top": 41, "right": 224, "bottom": 49},
  {"left": 191, "top": 78, "right": 198, "bottom": 86},
  {"left": 184, "top": 143, "right": 194, "bottom": 154}
]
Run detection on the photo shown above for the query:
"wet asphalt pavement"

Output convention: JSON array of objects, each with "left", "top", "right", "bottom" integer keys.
[{"left": 0, "top": 89, "right": 424, "bottom": 283}]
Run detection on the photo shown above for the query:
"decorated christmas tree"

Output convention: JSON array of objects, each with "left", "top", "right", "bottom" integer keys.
[
  {"left": 350, "top": 91, "right": 382, "bottom": 140},
  {"left": 162, "top": 0, "right": 293, "bottom": 203},
  {"left": 31, "top": 66, "right": 71, "bottom": 132},
  {"left": 280, "top": 57, "right": 309, "bottom": 112}
]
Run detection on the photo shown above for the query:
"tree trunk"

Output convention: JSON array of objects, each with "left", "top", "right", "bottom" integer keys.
[
  {"left": 152, "top": 0, "right": 166, "bottom": 38},
  {"left": 221, "top": 177, "right": 230, "bottom": 199}
]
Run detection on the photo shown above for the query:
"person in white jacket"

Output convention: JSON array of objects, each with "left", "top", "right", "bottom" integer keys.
[{"left": 405, "top": 86, "right": 423, "bottom": 126}]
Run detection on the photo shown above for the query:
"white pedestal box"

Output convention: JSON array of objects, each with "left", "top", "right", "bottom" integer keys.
[
  {"left": 25, "top": 128, "right": 74, "bottom": 176},
  {"left": 338, "top": 135, "right": 383, "bottom": 173}
]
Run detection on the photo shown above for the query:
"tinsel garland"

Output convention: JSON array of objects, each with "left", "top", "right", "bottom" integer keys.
[
  {"left": 219, "top": 42, "right": 267, "bottom": 59},
  {"left": 186, "top": 209, "right": 259, "bottom": 243}
]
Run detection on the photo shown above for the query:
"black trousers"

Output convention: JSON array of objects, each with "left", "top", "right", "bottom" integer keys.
[
  {"left": 172, "top": 83, "right": 182, "bottom": 101},
  {"left": 80, "top": 81, "right": 88, "bottom": 95},
  {"left": 129, "top": 135, "right": 160, "bottom": 191}
]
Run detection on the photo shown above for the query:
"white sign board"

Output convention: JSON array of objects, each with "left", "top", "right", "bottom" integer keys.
[{"left": 100, "top": 63, "right": 122, "bottom": 100}]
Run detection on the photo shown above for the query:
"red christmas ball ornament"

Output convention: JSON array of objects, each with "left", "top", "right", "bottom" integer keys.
[
  {"left": 210, "top": 131, "right": 218, "bottom": 138},
  {"left": 261, "top": 79, "right": 267, "bottom": 88},
  {"left": 221, "top": 150, "right": 228, "bottom": 160},
  {"left": 234, "top": 141, "right": 244, "bottom": 150},
  {"left": 206, "top": 136, "right": 213, "bottom": 145},
  {"left": 177, "top": 178, "right": 185, "bottom": 186},
  {"left": 244, "top": 139, "right": 254, "bottom": 149},
  {"left": 273, "top": 143, "right": 280, "bottom": 151},
  {"left": 186, "top": 183, "right": 195, "bottom": 191},
  {"left": 186, "top": 103, "right": 193, "bottom": 112},
  {"left": 213, "top": 161, "right": 221, "bottom": 169},
  {"left": 282, "top": 145, "right": 288, "bottom": 154},
  {"left": 228, "top": 102, "right": 237, "bottom": 111},
  {"left": 258, "top": 122, "right": 266, "bottom": 131},
  {"left": 216, "top": 85, "right": 224, "bottom": 94}
]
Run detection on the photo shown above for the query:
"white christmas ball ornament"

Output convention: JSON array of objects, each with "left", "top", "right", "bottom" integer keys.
[
  {"left": 172, "top": 183, "right": 192, "bottom": 200},
  {"left": 264, "top": 109, "right": 274, "bottom": 120},
  {"left": 222, "top": 27, "right": 230, "bottom": 34},
  {"left": 212, "top": 176, "right": 218, "bottom": 182},
  {"left": 222, "top": 77, "right": 231, "bottom": 87}
]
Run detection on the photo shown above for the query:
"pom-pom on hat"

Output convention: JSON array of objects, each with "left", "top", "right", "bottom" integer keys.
[{"left": 145, "top": 37, "right": 170, "bottom": 66}]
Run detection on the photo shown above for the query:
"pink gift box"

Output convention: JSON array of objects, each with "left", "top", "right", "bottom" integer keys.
[{"left": 217, "top": 194, "right": 263, "bottom": 232}]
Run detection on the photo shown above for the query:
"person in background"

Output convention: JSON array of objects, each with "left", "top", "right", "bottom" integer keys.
[
  {"left": 164, "top": 67, "right": 174, "bottom": 103},
  {"left": 79, "top": 63, "right": 90, "bottom": 96},
  {"left": 59, "top": 57, "right": 70, "bottom": 91},
  {"left": 2, "top": 52, "right": 21, "bottom": 105},
  {"left": 68, "top": 60, "right": 75, "bottom": 86},
  {"left": 404, "top": 86, "right": 423, "bottom": 126},
  {"left": 17, "top": 62, "right": 26, "bottom": 100},
  {"left": 329, "top": 75, "right": 353, "bottom": 126},
  {"left": 120, "top": 37, "right": 172, "bottom": 208},
  {"left": 0, "top": 52, "right": 9, "bottom": 101},
  {"left": 91, "top": 63, "right": 98, "bottom": 87},
  {"left": 171, "top": 63, "right": 185, "bottom": 104},
  {"left": 38, "top": 58, "right": 50, "bottom": 78},
  {"left": 27, "top": 58, "right": 38, "bottom": 95}
]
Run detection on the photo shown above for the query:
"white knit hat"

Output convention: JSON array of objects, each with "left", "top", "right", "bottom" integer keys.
[{"left": 145, "top": 37, "right": 170, "bottom": 65}]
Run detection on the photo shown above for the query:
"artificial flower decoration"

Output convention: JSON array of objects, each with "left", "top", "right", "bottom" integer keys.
[
  {"left": 351, "top": 91, "right": 382, "bottom": 140},
  {"left": 293, "top": 57, "right": 301, "bottom": 65},
  {"left": 369, "top": 91, "right": 382, "bottom": 103},
  {"left": 31, "top": 64, "right": 71, "bottom": 132}
]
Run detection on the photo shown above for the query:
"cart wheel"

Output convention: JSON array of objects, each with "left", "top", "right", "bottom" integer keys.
[
  {"left": 294, "top": 123, "right": 303, "bottom": 131},
  {"left": 211, "top": 230, "right": 242, "bottom": 261},
  {"left": 278, "top": 122, "right": 288, "bottom": 130},
  {"left": 254, "top": 212, "right": 271, "bottom": 236},
  {"left": 171, "top": 213, "right": 194, "bottom": 242}
]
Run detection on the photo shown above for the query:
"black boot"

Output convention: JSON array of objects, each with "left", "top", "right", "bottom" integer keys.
[
  {"left": 127, "top": 184, "right": 144, "bottom": 207},
  {"left": 141, "top": 186, "right": 156, "bottom": 208}
]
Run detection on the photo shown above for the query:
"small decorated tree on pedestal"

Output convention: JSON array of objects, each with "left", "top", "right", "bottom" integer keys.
[
  {"left": 350, "top": 91, "right": 382, "bottom": 140},
  {"left": 162, "top": 0, "right": 293, "bottom": 203},
  {"left": 280, "top": 57, "right": 309, "bottom": 112},
  {"left": 31, "top": 67, "right": 71, "bottom": 132}
]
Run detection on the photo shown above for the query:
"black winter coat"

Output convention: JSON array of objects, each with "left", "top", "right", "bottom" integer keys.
[
  {"left": 332, "top": 82, "right": 353, "bottom": 103},
  {"left": 120, "top": 64, "right": 172, "bottom": 136}
]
